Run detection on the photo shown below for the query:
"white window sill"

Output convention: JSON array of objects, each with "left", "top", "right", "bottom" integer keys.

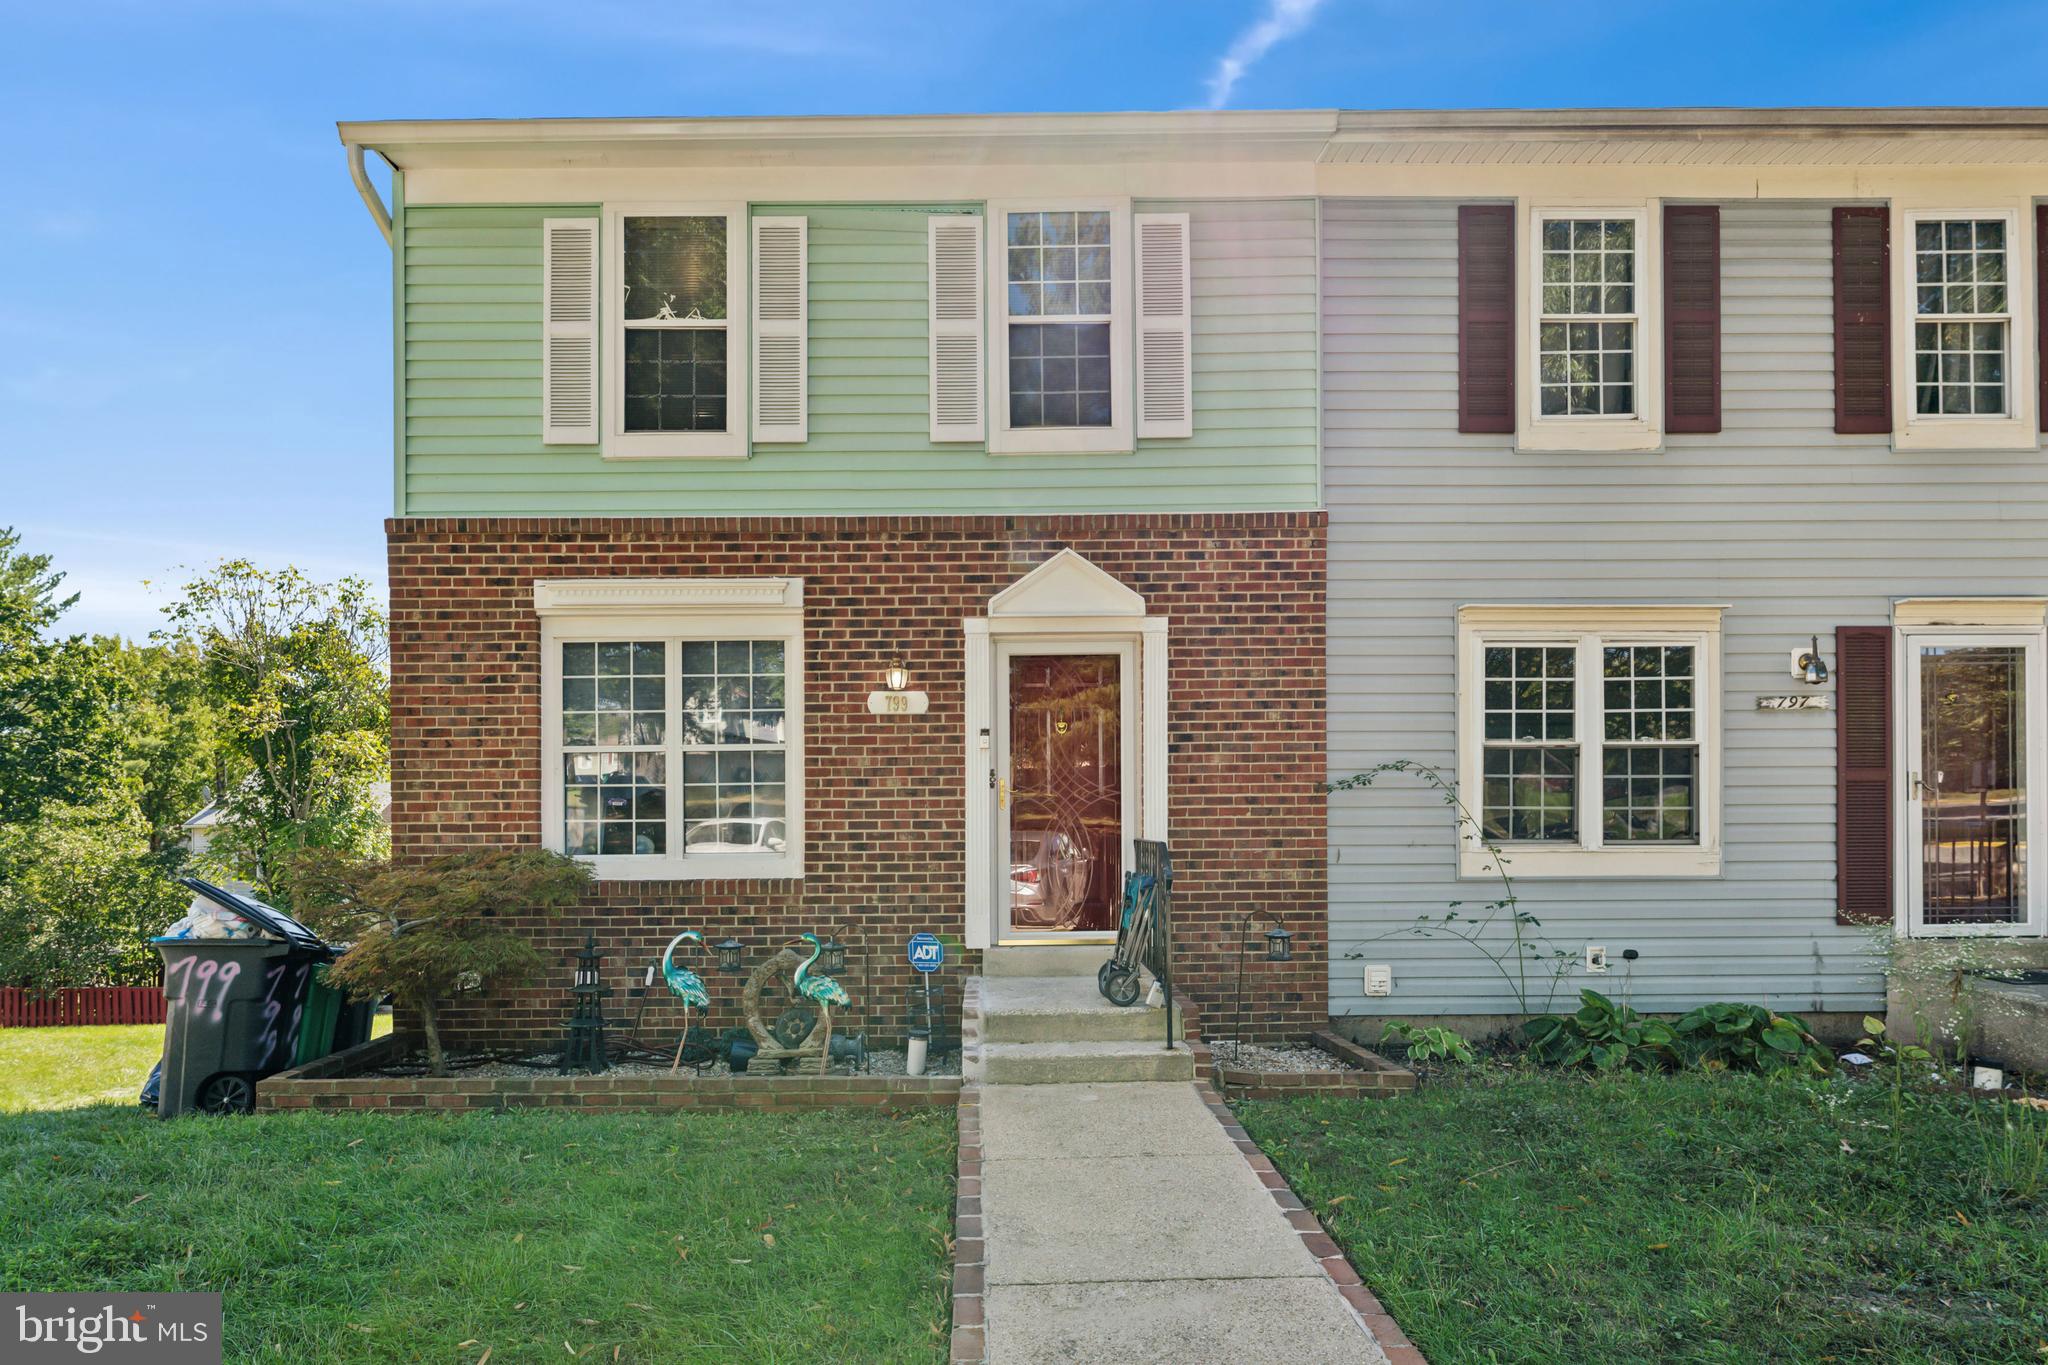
[
  {"left": 1460, "top": 844, "right": 1721, "bottom": 879},
  {"left": 602, "top": 434, "right": 749, "bottom": 460},
  {"left": 578, "top": 853, "right": 802, "bottom": 882},
  {"left": 1907, "top": 922, "right": 2048, "bottom": 939},
  {"left": 1890, "top": 419, "right": 2039, "bottom": 454},
  {"left": 1516, "top": 420, "right": 1663, "bottom": 455},
  {"left": 989, "top": 427, "right": 1134, "bottom": 456}
]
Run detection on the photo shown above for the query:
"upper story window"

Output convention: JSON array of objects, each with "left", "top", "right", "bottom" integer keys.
[
  {"left": 604, "top": 206, "right": 748, "bottom": 459},
  {"left": 1519, "top": 205, "right": 1661, "bottom": 453},
  {"left": 1913, "top": 218, "right": 2008, "bottom": 417},
  {"left": 989, "top": 199, "right": 1132, "bottom": 455},
  {"left": 537, "top": 578, "right": 803, "bottom": 880},
  {"left": 1537, "top": 218, "right": 1637, "bottom": 418},
  {"left": 1459, "top": 605, "right": 1722, "bottom": 878}
]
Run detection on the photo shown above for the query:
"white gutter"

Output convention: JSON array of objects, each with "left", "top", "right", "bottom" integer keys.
[{"left": 346, "top": 142, "right": 393, "bottom": 244}]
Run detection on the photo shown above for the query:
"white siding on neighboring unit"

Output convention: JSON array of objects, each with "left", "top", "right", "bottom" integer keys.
[{"left": 1322, "top": 198, "right": 2048, "bottom": 1020}]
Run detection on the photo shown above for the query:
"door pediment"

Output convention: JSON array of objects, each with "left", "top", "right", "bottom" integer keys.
[{"left": 988, "top": 549, "right": 1146, "bottom": 620}]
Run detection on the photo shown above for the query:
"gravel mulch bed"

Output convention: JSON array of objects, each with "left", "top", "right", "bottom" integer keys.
[{"left": 1207, "top": 1039, "right": 1362, "bottom": 1073}]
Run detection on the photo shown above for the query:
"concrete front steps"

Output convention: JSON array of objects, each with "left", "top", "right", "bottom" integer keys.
[{"left": 973, "top": 945, "right": 1193, "bottom": 1084}]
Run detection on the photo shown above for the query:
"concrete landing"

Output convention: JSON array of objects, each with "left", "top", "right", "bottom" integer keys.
[
  {"left": 979, "top": 974, "right": 1180, "bottom": 1043},
  {"left": 976, "top": 1082, "right": 1390, "bottom": 1365}
]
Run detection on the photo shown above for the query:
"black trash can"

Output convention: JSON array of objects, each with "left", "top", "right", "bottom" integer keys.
[{"left": 154, "top": 879, "right": 337, "bottom": 1117}]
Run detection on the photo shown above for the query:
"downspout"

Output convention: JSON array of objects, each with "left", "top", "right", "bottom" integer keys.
[{"left": 346, "top": 142, "right": 393, "bottom": 244}]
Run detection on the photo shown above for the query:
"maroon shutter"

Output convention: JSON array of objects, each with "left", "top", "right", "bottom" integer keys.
[
  {"left": 1663, "top": 205, "right": 1722, "bottom": 434},
  {"left": 1458, "top": 204, "right": 1515, "bottom": 433},
  {"left": 2037, "top": 204, "right": 2047, "bottom": 424},
  {"left": 1836, "top": 625, "right": 1894, "bottom": 925},
  {"left": 1832, "top": 207, "right": 1891, "bottom": 434}
]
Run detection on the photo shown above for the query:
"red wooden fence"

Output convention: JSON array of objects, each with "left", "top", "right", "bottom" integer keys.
[{"left": 0, "top": 987, "right": 166, "bottom": 1028}]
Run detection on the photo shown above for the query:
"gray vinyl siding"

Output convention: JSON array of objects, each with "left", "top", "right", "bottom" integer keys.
[{"left": 1322, "top": 198, "right": 2048, "bottom": 1020}]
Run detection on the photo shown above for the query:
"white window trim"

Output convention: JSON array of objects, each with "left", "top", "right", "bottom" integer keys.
[
  {"left": 1518, "top": 202, "right": 1664, "bottom": 454},
  {"left": 1891, "top": 203, "right": 2038, "bottom": 453},
  {"left": 536, "top": 577, "right": 803, "bottom": 881},
  {"left": 602, "top": 203, "right": 750, "bottom": 460},
  {"left": 987, "top": 197, "right": 1134, "bottom": 456},
  {"left": 1455, "top": 604, "right": 1724, "bottom": 878}
]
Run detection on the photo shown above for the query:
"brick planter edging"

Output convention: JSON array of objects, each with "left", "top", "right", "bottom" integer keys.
[
  {"left": 1207, "top": 1028, "right": 1418, "bottom": 1100},
  {"left": 1197, "top": 1080, "right": 1430, "bottom": 1365},
  {"left": 257, "top": 1033, "right": 960, "bottom": 1114},
  {"left": 949, "top": 1086, "right": 986, "bottom": 1365}
]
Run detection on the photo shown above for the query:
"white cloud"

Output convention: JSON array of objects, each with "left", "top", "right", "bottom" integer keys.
[{"left": 1203, "top": 0, "right": 1328, "bottom": 109}]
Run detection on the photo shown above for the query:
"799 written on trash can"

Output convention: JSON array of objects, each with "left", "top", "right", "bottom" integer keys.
[{"left": 152, "top": 878, "right": 351, "bottom": 1117}]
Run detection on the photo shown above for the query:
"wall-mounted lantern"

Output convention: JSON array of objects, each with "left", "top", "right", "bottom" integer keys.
[
  {"left": 884, "top": 660, "right": 911, "bottom": 693},
  {"left": 714, "top": 936, "right": 746, "bottom": 973},
  {"left": 1790, "top": 635, "right": 1830, "bottom": 686}
]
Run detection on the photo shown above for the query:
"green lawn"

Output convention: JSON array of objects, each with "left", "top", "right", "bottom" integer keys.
[
  {"left": 0, "top": 1028, "right": 954, "bottom": 1362},
  {"left": 0, "top": 1024, "right": 165, "bottom": 1112},
  {"left": 1239, "top": 1072, "right": 2048, "bottom": 1365}
]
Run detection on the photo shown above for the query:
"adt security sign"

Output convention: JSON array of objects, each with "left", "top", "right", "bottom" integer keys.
[{"left": 907, "top": 933, "right": 944, "bottom": 974}]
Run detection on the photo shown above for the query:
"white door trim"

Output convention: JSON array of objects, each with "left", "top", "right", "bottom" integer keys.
[
  {"left": 963, "top": 555, "right": 1167, "bottom": 951},
  {"left": 1894, "top": 624, "right": 2048, "bottom": 937}
]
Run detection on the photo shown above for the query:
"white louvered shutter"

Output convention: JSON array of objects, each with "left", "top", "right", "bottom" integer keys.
[
  {"left": 1134, "top": 212, "right": 1193, "bottom": 439},
  {"left": 541, "top": 218, "right": 599, "bottom": 445},
  {"left": 928, "top": 215, "right": 985, "bottom": 442},
  {"left": 752, "top": 216, "right": 808, "bottom": 442}
]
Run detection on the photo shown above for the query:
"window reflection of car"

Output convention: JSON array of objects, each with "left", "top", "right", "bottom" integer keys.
[
  {"left": 1010, "top": 830, "right": 1090, "bottom": 926},
  {"left": 686, "top": 818, "right": 787, "bottom": 854}
]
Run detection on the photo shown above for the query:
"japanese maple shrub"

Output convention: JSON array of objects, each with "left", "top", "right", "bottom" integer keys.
[{"left": 289, "top": 847, "right": 592, "bottom": 1076}]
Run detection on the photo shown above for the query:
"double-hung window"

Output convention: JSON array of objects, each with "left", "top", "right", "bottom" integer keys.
[
  {"left": 1912, "top": 217, "right": 2009, "bottom": 417},
  {"left": 537, "top": 578, "right": 803, "bottom": 880},
  {"left": 1892, "top": 206, "right": 2035, "bottom": 451},
  {"left": 1458, "top": 606, "right": 1722, "bottom": 877},
  {"left": 605, "top": 206, "right": 748, "bottom": 459},
  {"left": 1522, "top": 205, "right": 1661, "bottom": 452},
  {"left": 989, "top": 199, "right": 1132, "bottom": 454}
]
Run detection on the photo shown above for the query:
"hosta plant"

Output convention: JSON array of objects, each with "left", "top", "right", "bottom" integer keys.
[
  {"left": 1380, "top": 1020, "right": 1476, "bottom": 1065},
  {"left": 1673, "top": 1001, "right": 1835, "bottom": 1076},
  {"left": 1521, "top": 990, "right": 1678, "bottom": 1071}
]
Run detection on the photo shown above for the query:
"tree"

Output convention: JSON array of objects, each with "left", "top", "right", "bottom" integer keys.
[
  {"left": 289, "top": 847, "right": 592, "bottom": 1076},
  {"left": 97, "top": 638, "right": 230, "bottom": 854},
  {"left": 159, "top": 561, "right": 389, "bottom": 905},
  {"left": 0, "top": 808, "right": 190, "bottom": 989},
  {"left": 0, "top": 528, "right": 121, "bottom": 826}
]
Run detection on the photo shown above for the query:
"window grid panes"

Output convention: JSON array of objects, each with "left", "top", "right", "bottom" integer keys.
[
  {"left": 1600, "top": 645, "right": 1699, "bottom": 843},
  {"left": 559, "top": 637, "right": 792, "bottom": 862},
  {"left": 561, "top": 642, "right": 667, "bottom": 857},
  {"left": 622, "top": 215, "right": 730, "bottom": 434},
  {"left": 1480, "top": 645, "right": 1579, "bottom": 842},
  {"left": 1913, "top": 219, "right": 2009, "bottom": 417},
  {"left": 680, "top": 641, "right": 788, "bottom": 856},
  {"left": 1006, "top": 210, "right": 1113, "bottom": 429},
  {"left": 1538, "top": 218, "right": 1636, "bottom": 417}
]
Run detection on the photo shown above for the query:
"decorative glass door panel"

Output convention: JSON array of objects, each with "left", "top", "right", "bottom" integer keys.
[
  {"left": 1006, "top": 653, "right": 1122, "bottom": 933},
  {"left": 1917, "top": 643, "right": 2028, "bottom": 926}
]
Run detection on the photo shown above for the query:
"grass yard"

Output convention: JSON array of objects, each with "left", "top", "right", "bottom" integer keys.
[
  {"left": 0, "top": 1028, "right": 954, "bottom": 1363},
  {"left": 1239, "top": 1071, "right": 2048, "bottom": 1365}
]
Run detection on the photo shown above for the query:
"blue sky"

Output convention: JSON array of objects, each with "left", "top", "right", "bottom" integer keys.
[{"left": 6, "top": 1, "right": 2047, "bottom": 637}]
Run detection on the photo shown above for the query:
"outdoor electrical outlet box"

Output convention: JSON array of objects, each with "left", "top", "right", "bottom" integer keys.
[
  {"left": 1584, "top": 945, "right": 1609, "bottom": 973},
  {"left": 1364, "top": 964, "right": 1393, "bottom": 997}
]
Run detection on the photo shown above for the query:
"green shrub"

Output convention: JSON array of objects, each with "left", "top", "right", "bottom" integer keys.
[
  {"left": 1672, "top": 1001, "right": 1834, "bottom": 1076},
  {"left": 1521, "top": 990, "right": 1678, "bottom": 1071},
  {"left": 1379, "top": 1021, "right": 1476, "bottom": 1065}
]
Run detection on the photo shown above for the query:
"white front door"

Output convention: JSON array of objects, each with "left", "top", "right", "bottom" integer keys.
[
  {"left": 993, "top": 640, "right": 1136, "bottom": 943},
  {"left": 1901, "top": 629, "right": 2048, "bottom": 935}
]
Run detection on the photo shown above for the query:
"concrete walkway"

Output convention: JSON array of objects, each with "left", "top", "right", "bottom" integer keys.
[{"left": 975, "top": 1081, "right": 1392, "bottom": 1364}]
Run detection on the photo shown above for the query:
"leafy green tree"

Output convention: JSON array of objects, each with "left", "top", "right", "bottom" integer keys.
[
  {"left": 160, "top": 561, "right": 389, "bottom": 906},
  {"left": 0, "top": 808, "right": 190, "bottom": 988},
  {"left": 97, "top": 637, "right": 231, "bottom": 853},
  {"left": 290, "top": 847, "right": 593, "bottom": 1076},
  {"left": 0, "top": 528, "right": 121, "bottom": 826}
]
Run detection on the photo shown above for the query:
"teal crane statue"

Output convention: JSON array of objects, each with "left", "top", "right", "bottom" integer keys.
[
  {"left": 792, "top": 931, "right": 851, "bottom": 1071},
  {"left": 657, "top": 930, "right": 712, "bottom": 1072}
]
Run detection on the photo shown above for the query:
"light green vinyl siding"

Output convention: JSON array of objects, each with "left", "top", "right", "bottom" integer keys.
[{"left": 398, "top": 200, "right": 1318, "bottom": 516}]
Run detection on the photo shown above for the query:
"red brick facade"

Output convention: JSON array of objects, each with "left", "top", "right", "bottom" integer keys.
[{"left": 387, "top": 512, "right": 1326, "bottom": 1047}]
